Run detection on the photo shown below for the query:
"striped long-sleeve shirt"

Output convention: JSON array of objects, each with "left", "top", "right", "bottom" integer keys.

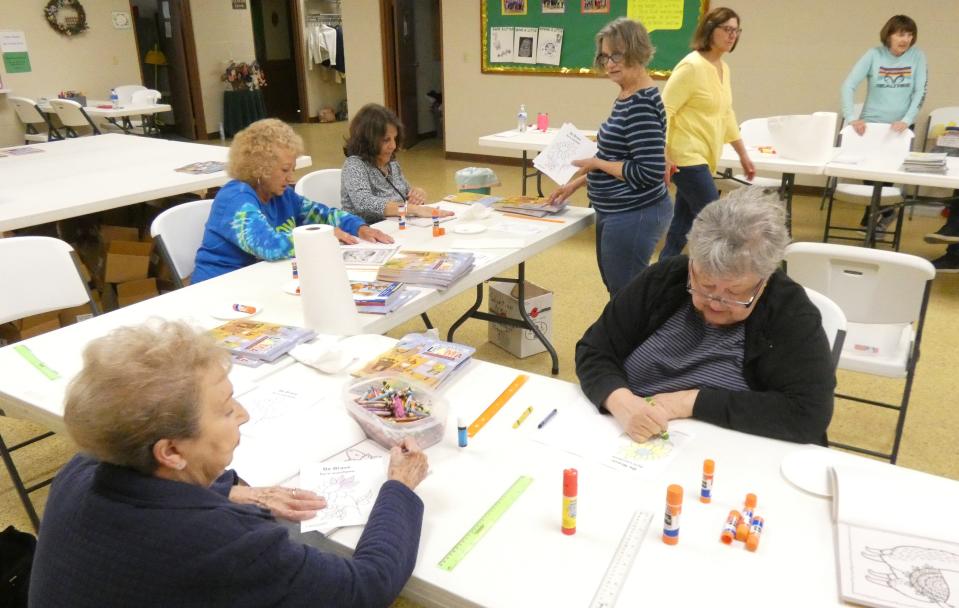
[{"left": 586, "top": 87, "right": 668, "bottom": 214}]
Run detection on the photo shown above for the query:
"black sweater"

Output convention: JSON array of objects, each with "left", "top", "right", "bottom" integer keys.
[{"left": 576, "top": 255, "right": 835, "bottom": 445}]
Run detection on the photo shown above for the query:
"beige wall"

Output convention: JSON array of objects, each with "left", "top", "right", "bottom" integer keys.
[
  {"left": 0, "top": 0, "right": 141, "bottom": 146},
  {"left": 440, "top": 0, "right": 958, "bottom": 159},
  {"left": 190, "top": 2, "right": 256, "bottom": 136},
  {"left": 341, "top": 0, "right": 385, "bottom": 118}
]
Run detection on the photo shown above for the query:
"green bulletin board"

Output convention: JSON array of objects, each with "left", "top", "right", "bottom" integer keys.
[{"left": 482, "top": 0, "right": 707, "bottom": 78}]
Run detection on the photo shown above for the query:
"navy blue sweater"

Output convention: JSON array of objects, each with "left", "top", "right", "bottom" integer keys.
[{"left": 30, "top": 455, "right": 424, "bottom": 607}]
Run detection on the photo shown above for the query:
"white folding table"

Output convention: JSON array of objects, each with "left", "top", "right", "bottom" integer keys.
[
  {"left": 38, "top": 99, "right": 172, "bottom": 136},
  {"left": 478, "top": 128, "right": 597, "bottom": 196}
]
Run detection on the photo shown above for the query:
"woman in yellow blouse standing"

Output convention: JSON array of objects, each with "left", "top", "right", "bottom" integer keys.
[{"left": 659, "top": 6, "right": 755, "bottom": 259}]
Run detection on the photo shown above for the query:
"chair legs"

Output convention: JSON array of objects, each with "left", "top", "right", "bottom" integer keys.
[{"left": 0, "top": 424, "right": 55, "bottom": 531}]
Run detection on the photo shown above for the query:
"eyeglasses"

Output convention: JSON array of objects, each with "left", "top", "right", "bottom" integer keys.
[
  {"left": 596, "top": 52, "right": 625, "bottom": 66},
  {"left": 686, "top": 264, "right": 765, "bottom": 309},
  {"left": 717, "top": 25, "right": 742, "bottom": 36}
]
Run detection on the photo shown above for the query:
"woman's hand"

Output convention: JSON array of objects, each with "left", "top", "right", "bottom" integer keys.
[
  {"left": 739, "top": 155, "right": 756, "bottom": 181},
  {"left": 665, "top": 162, "right": 679, "bottom": 187},
  {"left": 648, "top": 389, "right": 698, "bottom": 420},
  {"left": 229, "top": 485, "right": 326, "bottom": 522},
  {"left": 387, "top": 437, "right": 429, "bottom": 491},
  {"left": 357, "top": 225, "right": 395, "bottom": 243},
  {"left": 604, "top": 388, "right": 670, "bottom": 443},
  {"left": 890, "top": 121, "right": 909, "bottom": 133},
  {"left": 571, "top": 156, "right": 599, "bottom": 172},
  {"left": 408, "top": 205, "right": 454, "bottom": 218},
  {"left": 407, "top": 187, "right": 428, "bottom": 206},
  {"left": 850, "top": 119, "right": 866, "bottom": 136},
  {"left": 547, "top": 181, "right": 579, "bottom": 205}
]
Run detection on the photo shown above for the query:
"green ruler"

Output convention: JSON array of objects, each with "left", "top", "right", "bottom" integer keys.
[{"left": 438, "top": 475, "right": 533, "bottom": 571}]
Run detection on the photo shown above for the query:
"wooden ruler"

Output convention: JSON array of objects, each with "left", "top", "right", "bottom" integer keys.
[
  {"left": 437, "top": 475, "right": 533, "bottom": 571},
  {"left": 467, "top": 374, "right": 528, "bottom": 437},
  {"left": 588, "top": 511, "right": 653, "bottom": 608}
]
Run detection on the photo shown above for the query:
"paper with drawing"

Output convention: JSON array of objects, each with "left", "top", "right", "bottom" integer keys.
[
  {"left": 532, "top": 122, "right": 598, "bottom": 185},
  {"left": 300, "top": 458, "right": 388, "bottom": 533}
]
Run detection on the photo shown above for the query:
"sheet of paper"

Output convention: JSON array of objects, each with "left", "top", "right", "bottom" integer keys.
[
  {"left": 489, "top": 221, "right": 545, "bottom": 235},
  {"left": 834, "top": 125, "right": 913, "bottom": 169},
  {"left": 299, "top": 458, "right": 388, "bottom": 533},
  {"left": 536, "top": 27, "right": 563, "bottom": 66},
  {"left": 604, "top": 428, "right": 692, "bottom": 476},
  {"left": 513, "top": 27, "right": 537, "bottom": 65},
  {"left": 490, "top": 27, "right": 514, "bottom": 63},
  {"left": 532, "top": 122, "right": 598, "bottom": 185}
]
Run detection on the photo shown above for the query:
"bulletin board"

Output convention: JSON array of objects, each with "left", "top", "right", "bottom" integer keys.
[{"left": 481, "top": 0, "right": 708, "bottom": 78}]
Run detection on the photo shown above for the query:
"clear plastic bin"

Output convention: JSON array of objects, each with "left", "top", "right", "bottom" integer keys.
[
  {"left": 344, "top": 375, "right": 448, "bottom": 449},
  {"left": 455, "top": 167, "right": 500, "bottom": 194}
]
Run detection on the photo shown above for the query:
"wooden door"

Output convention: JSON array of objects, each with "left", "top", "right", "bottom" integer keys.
[
  {"left": 251, "top": 0, "right": 303, "bottom": 123},
  {"left": 166, "top": 0, "right": 205, "bottom": 139},
  {"left": 391, "top": 0, "right": 419, "bottom": 147}
]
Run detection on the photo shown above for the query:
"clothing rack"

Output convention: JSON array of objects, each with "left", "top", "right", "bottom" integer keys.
[{"left": 306, "top": 13, "right": 341, "bottom": 25}]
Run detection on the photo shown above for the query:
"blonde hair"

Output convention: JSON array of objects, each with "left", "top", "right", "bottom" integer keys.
[
  {"left": 594, "top": 17, "right": 655, "bottom": 69},
  {"left": 64, "top": 320, "right": 230, "bottom": 474},
  {"left": 228, "top": 118, "right": 304, "bottom": 185}
]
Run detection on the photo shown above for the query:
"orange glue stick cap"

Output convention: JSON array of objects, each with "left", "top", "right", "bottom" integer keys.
[{"left": 736, "top": 493, "right": 757, "bottom": 541}]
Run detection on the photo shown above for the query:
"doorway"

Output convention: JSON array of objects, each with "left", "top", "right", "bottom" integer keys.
[
  {"left": 251, "top": 0, "right": 308, "bottom": 123},
  {"left": 129, "top": 0, "right": 206, "bottom": 140},
  {"left": 380, "top": 0, "right": 443, "bottom": 148}
]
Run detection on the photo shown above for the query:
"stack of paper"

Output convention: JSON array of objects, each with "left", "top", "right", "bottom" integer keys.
[
  {"left": 208, "top": 319, "right": 315, "bottom": 367},
  {"left": 830, "top": 462, "right": 959, "bottom": 608},
  {"left": 901, "top": 151, "right": 949, "bottom": 174},
  {"left": 340, "top": 243, "right": 400, "bottom": 269},
  {"left": 351, "top": 280, "right": 416, "bottom": 314},
  {"left": 443, "top": 192, "right": 502, "bottom": 206},
  {"left": 376, "top": 250, "right": 474, "bottom": 288},
  {"left": 352, "top": 332, "right": 475, "bottom": 388},
  {"left": 492, "top": 195, "right": 568, "bottom": 218},
  {"left": 936, "top": 127, "right": 959, "bottom": 149}
]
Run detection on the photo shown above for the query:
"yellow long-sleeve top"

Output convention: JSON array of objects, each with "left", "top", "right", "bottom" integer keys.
[{"left": 662, "top": 51, "right": 741, "bottom": 172}]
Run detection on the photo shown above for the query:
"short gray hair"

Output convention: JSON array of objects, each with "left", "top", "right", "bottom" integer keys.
[
  {"left": 686, "top": 187, "right": 789, "bottom": 278},
  {"left": 594, "top": 17, "right": 655, "bottom": 69},
  {"left": 64, "top": 319, "right": 231, "bottom": 474}
]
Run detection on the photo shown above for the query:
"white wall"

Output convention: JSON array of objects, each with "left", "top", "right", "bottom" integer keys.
[
  {"left": 0, "top": 0, "right": 141, "bottom": 146},
  {"left": 341, "top": 0, "right": 385, "bottom": 117}
]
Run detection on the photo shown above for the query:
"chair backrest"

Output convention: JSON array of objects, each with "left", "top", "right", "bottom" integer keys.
[
  {"left": 784, "top": 242, "right": 935, "bottom": 325},
  {"left": 8, "top": 97, "right": 46, "bottom": 127},
  {"left": 131, "top": 89, "right": 161, "bottom": 105},
  {"left": 48, "top": 99, "right": 99, "bottom": 135},
  {"left": 803, "top": 286, "right": 847, "bottom": 370},
  {"left": 150, "top": 199, "right": 214, "bottom": 287},
  {"left": 294, "top": 169, "right": 342, "bottom": 206},
  {"left": 114, "top": 84, "right": 147, "bottom": 105},
  {"left": 738, "top": 118, "right": 772, "bottom": 147},
  {"left": 0, "top": 237, "right": 98, "bottom": 324},
  {"left": 922, "top": 106, "right": 959, "bottom": 149}
]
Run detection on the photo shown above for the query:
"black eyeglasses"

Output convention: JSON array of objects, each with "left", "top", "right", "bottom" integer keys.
[
  {"left": 717, "top": 25, "right": 742, "bottom": 36},
  {"left": 687, "top": 264, "right": 765, "bottom": 309},
  {"left": 596, "top": 52, "right": 625, "bottom": 66}
]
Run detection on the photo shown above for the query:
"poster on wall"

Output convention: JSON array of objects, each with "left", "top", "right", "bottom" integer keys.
[
  {"left": 512, "top": 27, "right": 537, "bottom": 64},
  {"left": 502, "top": 0, "right": 528, "bottom": 16},
  {"left": 490, "top": 27, "right": 515, "bottom": 63},
  {"left": 536, "top": 27, "right": 563, "bottom": 65},
  {"left": 581, "top": 0, "right": 610, "bottom": 14},
  {"left": 542, "top": 0, "right": 566, "bottom": 13},
  {"left": 0, "top": 31, "right": 32, "bottom": 75}
]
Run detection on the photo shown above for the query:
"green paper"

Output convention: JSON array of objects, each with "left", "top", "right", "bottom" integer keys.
[{"left": 2, "top": 52, "right": 31, "bottom": 73}]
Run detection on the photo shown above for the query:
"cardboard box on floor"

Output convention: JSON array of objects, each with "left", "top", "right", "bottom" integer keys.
[
  {"left": 117, "top": 278, "right": 158, "bottom": 307},
  {"left": 98, "top": 225, "right": 154, "bottom": 284},
  {"left": 58, "top": 291, "right": 102, "bottom": 326},
  {"left": 0, "top": 311, "right": 61, "bottom": 346},
  {"left": 488, "top": 280, "right": 553, "bottom": 358}
]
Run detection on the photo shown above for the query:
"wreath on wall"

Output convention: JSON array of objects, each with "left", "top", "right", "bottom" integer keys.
[{"left": 44, "top": 0, "right": 89, "bottom": 37}]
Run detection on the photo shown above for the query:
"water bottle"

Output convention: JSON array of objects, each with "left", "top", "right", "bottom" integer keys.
[
  {"left": 517, "top": 104, "right": 528, "bottom": 133},
  {"left": 110, "top": 88, "right": 119, "bottom": 109}
]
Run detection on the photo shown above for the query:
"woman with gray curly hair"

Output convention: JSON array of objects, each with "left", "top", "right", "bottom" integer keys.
[
  {"left": 31, "top": 320, "right": 429, "bottom": 607},
  {"left": 546, "top": 17, "right": 672, "bottom": 295},
  {"left": 576, "top": 187, "right": 835, "bottom": 444},
  {"left": 192, "top": 118, "right": 393, "bottom": 283}
]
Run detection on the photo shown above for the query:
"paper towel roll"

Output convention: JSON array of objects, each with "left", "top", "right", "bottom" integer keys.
[{"left": 292, "top": 224, "right": 361, "bottom": 335}]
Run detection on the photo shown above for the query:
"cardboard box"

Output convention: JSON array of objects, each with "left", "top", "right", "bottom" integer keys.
[
  {"left": 116, "top": 278, "right": 158, "bottom": 307},
  {"left": 103, "top": 240, "right": 153, "bottom": 283},
  {"left": 488, "top": 280, "right": 553, "bottom": 358},
  {"left": 0, "top": 311, "right": 62, "bottom": 345},
  {"left": 99, "top": 225, "right": 140, "bottom": 245},
  {"left": 58, "top": 291, "right": 101, "bottom": 326}
]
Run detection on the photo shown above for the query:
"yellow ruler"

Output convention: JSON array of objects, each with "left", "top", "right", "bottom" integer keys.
[{"left": 467, "top": 374, "right": 528, "bottom": 437}]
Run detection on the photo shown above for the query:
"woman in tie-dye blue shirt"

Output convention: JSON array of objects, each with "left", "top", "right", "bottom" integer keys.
[{"left": 192, "top": 119, "right": 393, "bottom": 283}]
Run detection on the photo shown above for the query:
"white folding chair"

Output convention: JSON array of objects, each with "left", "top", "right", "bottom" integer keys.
[
  {"left": 114, "top": 84, "right": 147, "bottom": 105},
  {"left": 295, "top": 169, "right": 343, "bottom": 206},
  {"left": 802, "top": 286, "right": 847, "bottom": 371},
  {"left": 784, "top": 242, "right": 935, "bottom": 464},
  {"left": 8, "top": 96, "right": 62, "bottom": 143},
  {"left": 129, "top": 89, "right": 163, "bottom": 135},
  {"left": 717, "top": 118, "right": 782, "bottom": 193},
  {"left": 150, "top": 199, "right": 214, "bottom": 288},
  {"left": 48, "top": 99, "right": 101, "bottom": 137},
  {"left": 0, "top": 237, "right": 100, "bottom": 530},
  {"left": 821, "top": 123, "right": 912, "bottom": 250}
]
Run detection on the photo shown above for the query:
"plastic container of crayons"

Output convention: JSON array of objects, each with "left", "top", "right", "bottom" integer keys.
[{"left": 344, "top": 375, "right": 448, "bottom": 449}]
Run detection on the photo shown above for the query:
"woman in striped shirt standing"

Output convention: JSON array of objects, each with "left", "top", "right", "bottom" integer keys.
[{"left": 547, "top": 17, "right": 672, "bottom": 295}]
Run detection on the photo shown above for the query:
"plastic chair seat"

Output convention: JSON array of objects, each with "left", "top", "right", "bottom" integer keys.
[
  {"left": 840, "top": 322, "right": 912, "bottom": 378},
  {"left": 833, "top": 184, "right": 903, "bottom": 205}
]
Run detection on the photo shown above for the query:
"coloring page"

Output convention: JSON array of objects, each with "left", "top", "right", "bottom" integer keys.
[
  {"left": 536, "top": 27, "right": 563, "bottom": 66},
  {"left": 300, "top": 458, "right": 388, "bottom": 533},
  {"left": 533, "top": 122, "right": 598, "bottom": 185},
  {"left": 490, "top": 27, "right": 514, "bottom": 63}
]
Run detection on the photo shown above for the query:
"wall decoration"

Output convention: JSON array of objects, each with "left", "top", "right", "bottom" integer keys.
[
  {"left": 502, "top": 0, "right": 528, "bottom": 16},
  {"left": 44, "top": 0, "right": 89, "bottom": 37},
  {"left": 542, "top": 0, "right": 566, "bottom": 13},
  {"left": 111, "top": 11, "right": 132, "bottom": 29},
  {"left": 581, "top": 0, "right": 610, "bottom": 14}
]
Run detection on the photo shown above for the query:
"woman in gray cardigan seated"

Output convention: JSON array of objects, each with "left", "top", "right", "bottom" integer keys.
[
  {"left": 31, "top": 320, "right": 429, "bottom": 608},
  {"left": 341, "top": 103, "right": 453, "bottom": 223},
  {"left": 576, "top": 187, "right": 835, "bottom": 445}
]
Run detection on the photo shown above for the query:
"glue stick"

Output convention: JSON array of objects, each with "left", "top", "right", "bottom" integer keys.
[
  {"left": 432, "top": 208, "right": 441, "bottom": 236},
  {"left": 746, "top": 516, "right": 765, "bottom": 552},
  {"left": 700, "top": 459, "right": 714, "bottom": 503},
  {"left": 662, "top": 484, "right": 682, "bottom": 545},
  {"left": 720, "top": 510, "right": 742, "bottom": 545},
  {"left": 562, "top": 468, "right": 577, "bottom": 535},
  {"left": 457, "top": 417, "right": 468, "bottom": 448},
  {"left": 736, "top": 493, "right": 757, "bottom": 541},
  {"left": 399, "top": 204, "right": 407, "bottom": 230}
]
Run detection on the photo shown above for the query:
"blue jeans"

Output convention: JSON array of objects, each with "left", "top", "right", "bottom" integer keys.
[
  {"left": 595, "top": 193, "right": 673, "bottom": 295},
  {"left": 660, "top": 164, "right": 719, "bottom": 259}
]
